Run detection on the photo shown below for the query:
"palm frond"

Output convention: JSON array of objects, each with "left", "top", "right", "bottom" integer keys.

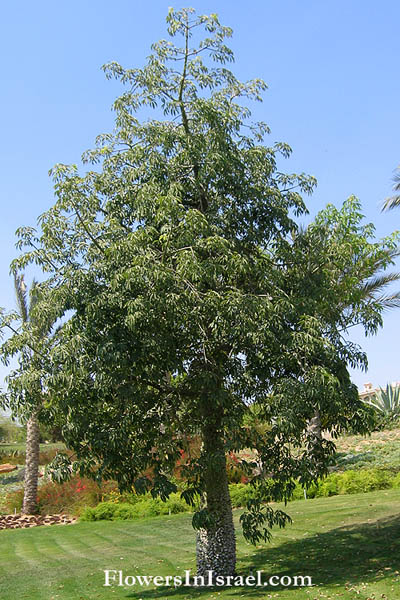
[
  {"left": 28, "top": 279, "right": 55, "bottom": 336},
  {"left": 28, "top": 279, "right": 40, "bottom": 318},
  {"left": 393, "top": 170, "right": 400, "bottom": 191},
  {"left": 368, "top": 249, "right": 400, "bottom": 275},
  {"left": 13, "top": 273, "right": 28, "bottom": 323},
  {"left": 373, "top": 292, "right": 400, "bottom": 310},
  {"left": 382, "top": 166, "right": 400, "bottom": 211},
  {"left": 383, "top": 195, "right": 400, "bottom": 211},
  {"left": 361, "top": 272, "right": 400, "bottom": 297}
]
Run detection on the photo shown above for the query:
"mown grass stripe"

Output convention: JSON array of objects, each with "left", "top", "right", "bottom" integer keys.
[{"left": 0, "top": 489, "right": 399, "bottom": 599}]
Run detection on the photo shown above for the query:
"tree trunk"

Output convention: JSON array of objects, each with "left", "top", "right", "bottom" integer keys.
[
  {"left": 307, "top": 409, "right": 322, "bottom": 440},
  {"left": 306, "top": 409, "right": 323, "bottom": 481},
  {"left": 196, "top": 421, "right": 236, "bottom": 578},
  {"left": 22, "top": 413, "right": 40, "bottom": 514}
]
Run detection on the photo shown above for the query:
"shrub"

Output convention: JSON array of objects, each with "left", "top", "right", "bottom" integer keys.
[
  {"left": 318, "top": 474, "right": 340, "bottom": 497},
  {"left": 228, "top": 483, "right": 258, "bottom": 508},
  {"left": 229, "top": 468, "right": 396, "bottom": 505},
  {"left": 80, "top": 502, "right": 142, "bottom": 522},
  {"left": 88, "top": 501, "right": 118, "bottom": 520},
  {"left": 296, "top": 468, "right": 394, "bottom": 499},
  {"left": 226, "top": 452, "right": 252, "bottom": 484},
  {"left": 113, "top": 504, "right": 139, "bottom": 520},
  {"left": 392, "top": 473, "right": 400, "bottom": 488},
  {"left": 38, "top": 477, "right": 104, "bottom": 514},
  {"left": 336, "top": 469, "right": 392, "bottom": 495},
  {"left": 290, "top": 483, "right": 306, "bottom": 501},
  {"left": 3, "top": 487, "right": 24, "bottom": 513},
  {"left": 362, "top": 384, "right": 400, "bottom": 427},
  {"left": 80, "top": 493, "right": 191, "bottom": 522},
  {"left": 3, "top": 475, "right": 116, "bottom": 515},
  {"left": 4, "top": 467, "right": 398, "bottom": 519}
]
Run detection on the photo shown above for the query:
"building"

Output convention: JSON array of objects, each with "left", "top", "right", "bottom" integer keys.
[{"left": 359, "top": 381, "right": 400, "bottom": 401}]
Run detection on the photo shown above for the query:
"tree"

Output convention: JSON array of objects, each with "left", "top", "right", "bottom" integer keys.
[
  {"left": 0, "top": 275, "right": 43, "bottom": 514},
  {"left": 5, "top": 8, "right": 400, "bottom": 577},
  {"left": 382, "top": 165, "right": 400, "bottom": 210},
  {"left": 1, "top": 273, "right": 58, "bottom": 514},
  {"left": 289, "top": 202, "right": 400, "bottom": 441}
]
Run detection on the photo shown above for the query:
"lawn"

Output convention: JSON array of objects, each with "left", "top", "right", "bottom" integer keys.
[
  {"left": 0, "top": 442, "right": 65, "bottom": 455},
  {"left": 0, "top": 489, "right": 399, "bottom": 600}
]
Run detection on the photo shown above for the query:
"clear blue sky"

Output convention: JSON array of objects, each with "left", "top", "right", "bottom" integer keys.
[{"left": 0, "top": 0, "right": 399, "bottom": 396}]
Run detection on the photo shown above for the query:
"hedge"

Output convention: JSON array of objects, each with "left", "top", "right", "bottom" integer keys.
[{"left": 80, "top": 468, "right": 400, "bottom": 521}]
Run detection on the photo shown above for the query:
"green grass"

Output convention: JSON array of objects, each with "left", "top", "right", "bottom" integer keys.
[
  {"left": 0, "top": 442, "right": 65, "bottom": 454},
  {"left": 1, "top": 489, "right": 399, "bottom": 600}
]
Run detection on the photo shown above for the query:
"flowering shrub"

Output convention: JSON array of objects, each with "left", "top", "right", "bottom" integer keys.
[
  {"left": 4, "top": 467, "right": 397, "bottom": 518},
  {"left": 3, "top": 476, "right": 118, "bottom": 515}
]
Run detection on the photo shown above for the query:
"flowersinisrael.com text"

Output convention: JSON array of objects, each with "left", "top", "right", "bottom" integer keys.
[{"left": 103, "top": 569, "right": 312, "bottom": 588}]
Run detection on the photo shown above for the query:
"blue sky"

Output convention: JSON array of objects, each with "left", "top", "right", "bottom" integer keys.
[{"left": 0, "top": 0, "right": 399, "bottom": 397}]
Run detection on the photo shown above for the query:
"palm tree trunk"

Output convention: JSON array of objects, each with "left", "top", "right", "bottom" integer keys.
[
  {"left": 22, "top": 413, "right": 40, "bottom": 514},
  {"left": 196, "top": 421, "right": 236, "bottom": 578}
]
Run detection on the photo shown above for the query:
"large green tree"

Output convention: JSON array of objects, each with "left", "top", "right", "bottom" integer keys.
[{"left": 3, "top": 9, "right": 399, "bottom": 577}]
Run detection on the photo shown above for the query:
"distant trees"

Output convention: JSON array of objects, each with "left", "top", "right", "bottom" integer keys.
[{"left": 0, "top": 415, "right": 25, "bottom": 443}]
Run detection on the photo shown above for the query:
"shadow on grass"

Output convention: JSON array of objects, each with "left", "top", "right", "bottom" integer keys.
[{"left": 125, "top": 513, "right": 400, "bottom": 598}]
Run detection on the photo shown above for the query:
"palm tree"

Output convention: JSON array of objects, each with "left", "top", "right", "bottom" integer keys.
[
  {"left": 307, "top": 247, "right": 400, "bottom": 441},
  {"left": 382, "top": 165, "right": 400, "bottom": 211},
  {"left": 14, "top": 273, "right": 41, "bottom": 514}
]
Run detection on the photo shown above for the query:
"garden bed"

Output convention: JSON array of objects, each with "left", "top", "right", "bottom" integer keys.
[{"left": 0, "top": 513, "right": 76, "bottom": 530}]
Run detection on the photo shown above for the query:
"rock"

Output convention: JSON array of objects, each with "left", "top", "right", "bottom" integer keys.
[
  {"left": 0, "top": 513, "right": 77, "bottom": 531},
  {"left": 0, "top": 463, "right": 17, "bottom": 474}
]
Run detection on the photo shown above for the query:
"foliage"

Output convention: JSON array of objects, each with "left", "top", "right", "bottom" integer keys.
[
  {"left": 4, "top": 463, "right": 396, "bottom": 518},
  {"left": 362, "top": 384, "right": 400, "bottom": 423},
  {"left": 2, "top": 475, "right": 111, "bottom": 515},
  {"left": 0, "top": 416, "right": 25, "bottom": 443},
  {"left": 228, "top": 482, "right": 258, "bottom": 507},
  {"left": 80, "top": 494, "right": 193, "bottom": 521},
  {"left": 229, "top": 469, "right": 396, "bottom": 506},
  {"left": 334, "top": 445, "right": 400, "bottom": 471},
  {"left": 1, "top": 8, "right": 399, "bottom": 552},
  {"left": 38, "top": 422, "right": 63, "bottom": 443},
  {"left": 382, "top": 164, "right": 400, "bottom": 210},
  {"left": 331, "top": 427, "right": 400, "bottom": 472}
]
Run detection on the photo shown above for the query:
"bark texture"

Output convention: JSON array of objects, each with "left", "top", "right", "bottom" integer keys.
[
  {"left": 22, "top": 414, "right": 40, "bottom": 514},
  {"left": 307, "top": 409, "right": 322, "bottom": 440},
  {"left": 196, "top": 422, "right": 236, "bottom": 578}
]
